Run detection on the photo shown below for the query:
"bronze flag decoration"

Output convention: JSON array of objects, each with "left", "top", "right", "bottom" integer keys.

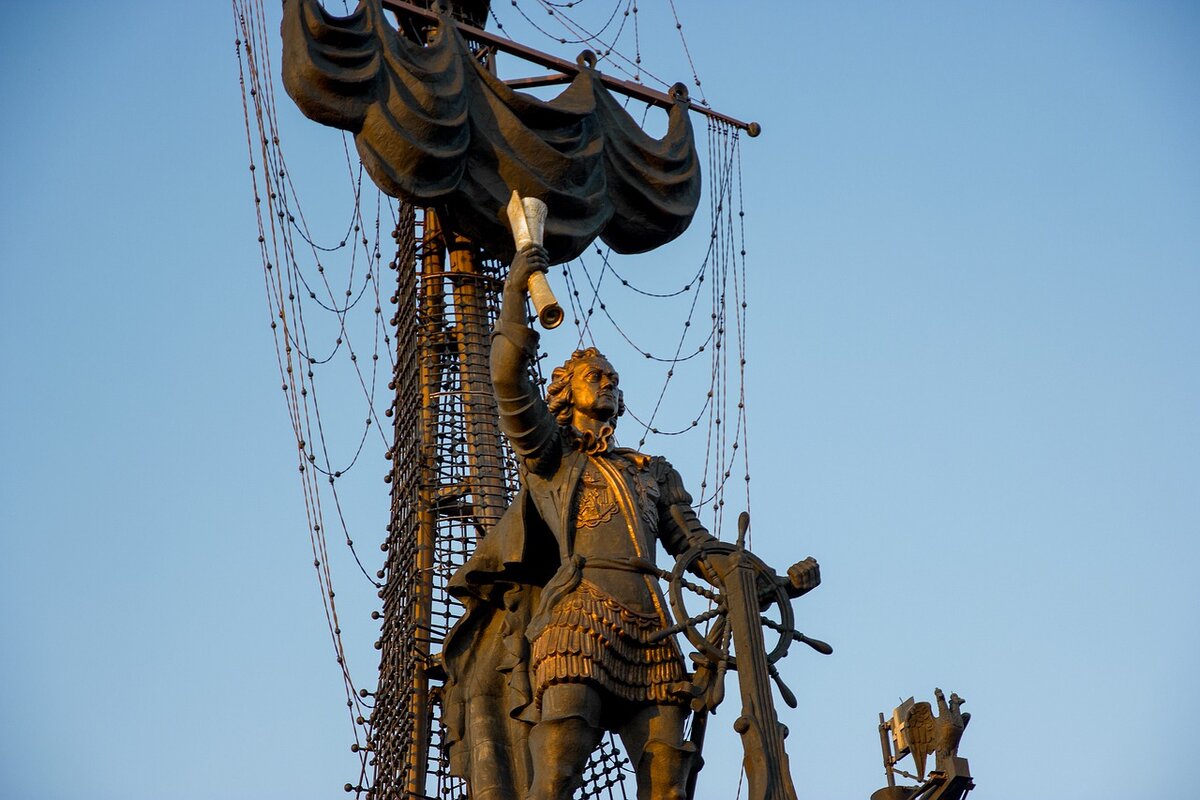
[{"left": 281, "top": 0, "right": 701, "bottom": 263}]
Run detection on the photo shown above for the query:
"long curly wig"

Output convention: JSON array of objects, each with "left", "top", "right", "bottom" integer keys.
[{"left": 545, "top": 347, "right": 625, "bottom": 426}]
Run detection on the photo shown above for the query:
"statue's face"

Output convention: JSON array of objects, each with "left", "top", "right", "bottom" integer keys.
[{"left": 570, "top": 356, "right": 620, "bottom": 422}]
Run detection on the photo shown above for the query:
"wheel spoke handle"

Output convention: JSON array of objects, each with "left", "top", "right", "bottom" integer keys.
[
  {"left": 768, "top": 664, "right": 798, "bottom": 708},
  {"left": 797, "top": 633, "right": 833, "bottom": 655},
  {"left": 650, "top": 604, "right": 726, "bottom": 643}
]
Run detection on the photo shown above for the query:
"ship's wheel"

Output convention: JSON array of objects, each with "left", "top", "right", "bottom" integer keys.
[
  {"left": 655, "top": 514, "right": 832, "bottom": 711},
  {"left": 669, "top": 541, "right": 795, "bottom": 667}
]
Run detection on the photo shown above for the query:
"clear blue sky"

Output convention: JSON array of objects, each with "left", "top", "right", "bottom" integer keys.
[{"left": 1, "top": 2, "right": 1197, "bottom": 798}]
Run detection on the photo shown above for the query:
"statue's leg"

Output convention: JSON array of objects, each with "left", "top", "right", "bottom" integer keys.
[
  {"left": 618, "top": 703, "right": 694, "bottom": 800},
  {"left": 525, "top": 683, "right": 605, "bottom": 800}
]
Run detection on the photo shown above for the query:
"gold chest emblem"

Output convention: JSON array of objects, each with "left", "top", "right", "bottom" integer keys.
[{"left": 576, "top": 466, "right": 619, "bottom": 529}]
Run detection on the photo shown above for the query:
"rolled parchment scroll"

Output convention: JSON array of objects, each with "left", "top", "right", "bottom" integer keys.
[{"left": 506, "top": 191, "right": 563, "bottom": 329}]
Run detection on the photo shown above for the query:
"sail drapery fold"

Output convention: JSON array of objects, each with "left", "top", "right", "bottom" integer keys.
[{"left": 282, "top": 0, "right": 701, "bottom": 262}]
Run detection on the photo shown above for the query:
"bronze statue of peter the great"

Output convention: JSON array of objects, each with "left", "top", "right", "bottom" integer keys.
[{"left": 443, "top": 244, "right": 767, "bottom": 800}]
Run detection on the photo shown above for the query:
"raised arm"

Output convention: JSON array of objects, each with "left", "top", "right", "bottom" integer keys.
[{"left": 491, "top": 245, "right": 561, "bottom": 474}]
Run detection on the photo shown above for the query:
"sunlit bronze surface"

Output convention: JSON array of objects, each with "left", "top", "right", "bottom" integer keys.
[
  {"left": 441, "top": 245, "right": 720, "bottom": 798},
  {"left": 436, "top": 244, "right": 827, "bottom": 800},
  {"left": 876, "top": 690, "right": 974, "bottom": 800},
  {"left": 280, "top": 0, "right": 701, "bottom": 264}
]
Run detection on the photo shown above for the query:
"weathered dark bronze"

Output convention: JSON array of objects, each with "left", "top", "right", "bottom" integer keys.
[
  {"left": 439, "top": 245, "right": 824, "bottom": 799},
  {"left": 281, "top": 0, "right": 702, "bottom": 264},
  {"left": 874, "top": 690, "right": 974, "bottom": 800},
  {"left": 381, "top": 0, "right": 763, "bottom": 136}
]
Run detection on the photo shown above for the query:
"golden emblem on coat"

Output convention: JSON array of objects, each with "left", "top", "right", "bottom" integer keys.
[{"left": 575, "top": 466, "right": 619, "bottom": 528}]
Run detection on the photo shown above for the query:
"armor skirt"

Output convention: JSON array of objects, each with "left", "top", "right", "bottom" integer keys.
[{"left": 530, "top": 579, "right": 690, "bottom": 707}]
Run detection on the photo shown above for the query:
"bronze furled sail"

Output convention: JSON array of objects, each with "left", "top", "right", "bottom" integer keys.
[{"left": 281, "top": 0, "right": 702, "bottom": 263}]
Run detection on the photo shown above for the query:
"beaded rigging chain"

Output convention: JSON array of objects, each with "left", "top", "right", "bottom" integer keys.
[
  {"left": 497, "top": 0, "right": 661, "bottom": 89},
  {"left": 558, "top": 117, "right": 751, "bottom": 542},
  {"left": 492, "top": 0, "right": 708, "bottom": 104},
  {"left": 508, "top": 0, "right": 627, "bottom": 46},
  {"left": 232, "top": 0, "right": 406, "bottom": 791}
]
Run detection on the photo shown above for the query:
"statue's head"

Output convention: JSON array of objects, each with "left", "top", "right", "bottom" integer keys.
[{"left": 546, "top": 347, "right": 624, "bottom": 428}]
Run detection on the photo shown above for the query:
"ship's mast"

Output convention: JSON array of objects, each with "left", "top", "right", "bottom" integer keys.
[{"left": 375, "top": 203, "right": 513, "bottom": 798}]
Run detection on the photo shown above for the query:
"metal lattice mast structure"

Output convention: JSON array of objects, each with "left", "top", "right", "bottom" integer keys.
[{"left": 374, "top": 206, "right": 518, "bottom": 799}]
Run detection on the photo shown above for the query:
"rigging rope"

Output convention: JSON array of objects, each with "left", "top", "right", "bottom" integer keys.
[
  {"left": 233, "top": 2, "right": 405, "bottom": 792},
  {"left": 556, "top": 118, "right": 751, "bottom": 537}
]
